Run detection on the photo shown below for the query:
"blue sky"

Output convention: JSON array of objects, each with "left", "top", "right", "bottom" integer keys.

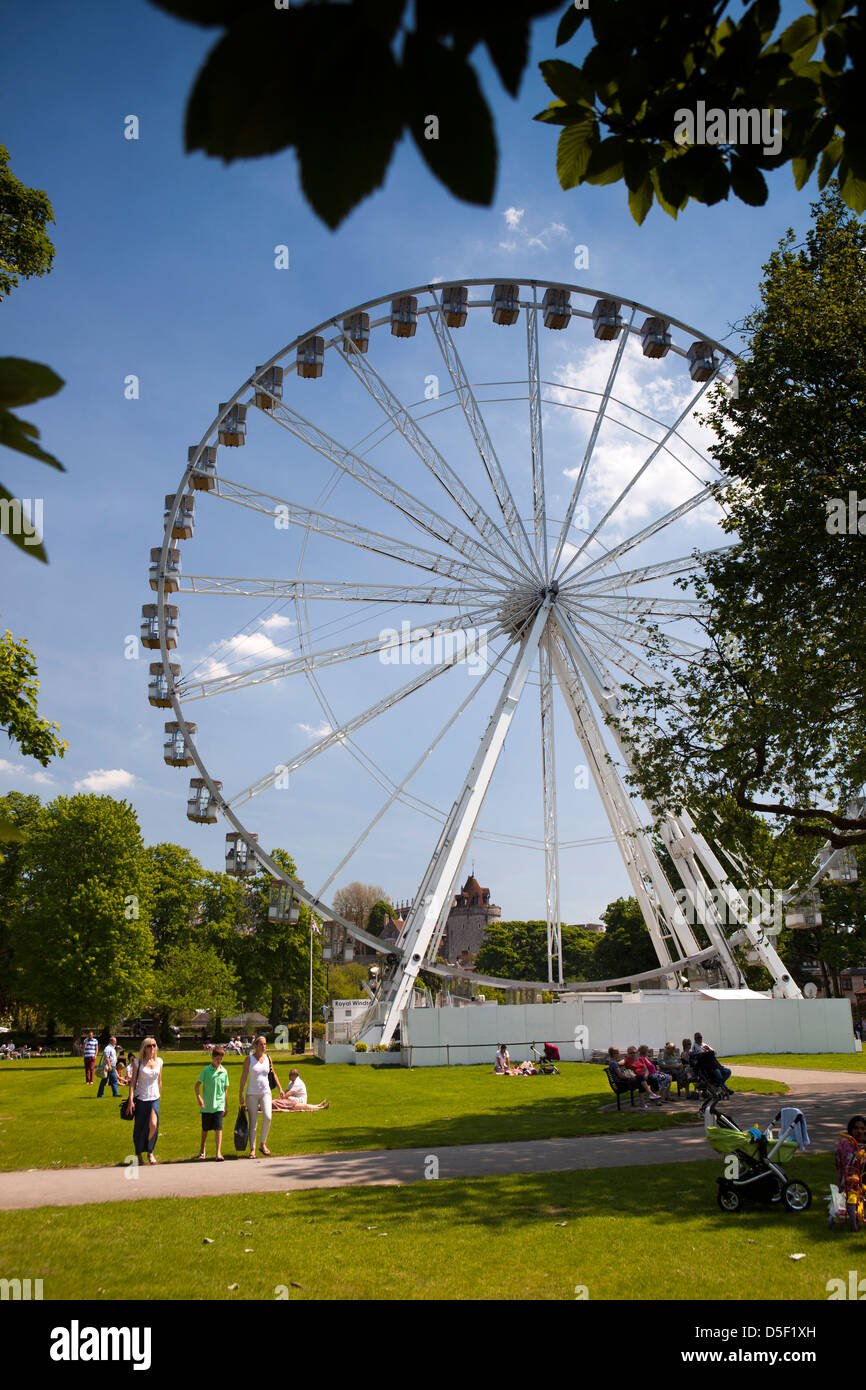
[{"left": 1, "top": 0, "right": 820, "bottom": 923}]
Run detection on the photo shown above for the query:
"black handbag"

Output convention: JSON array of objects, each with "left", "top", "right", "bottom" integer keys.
[
  {"left": 120, "top": 1098, "right": 134, "bottom": 1121},
  {"left": 233, "top": 1104, "right": 249, "bottom": 1150},
  {"left": 268, "top": 1063, "right": 278, "bottom": 1091}
]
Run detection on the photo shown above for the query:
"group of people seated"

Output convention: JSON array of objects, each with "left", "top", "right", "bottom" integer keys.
[
  {"left": 607, "top": 1033, "right": 732, "bottom": 1110},
  {"left": 494, "top": 1044, "right": 538, "bottom": 1075}
]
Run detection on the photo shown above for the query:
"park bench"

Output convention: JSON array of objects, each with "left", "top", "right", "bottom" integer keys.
[{"left": 603, "top": 1065, "right": 644, "bottom": 1110}]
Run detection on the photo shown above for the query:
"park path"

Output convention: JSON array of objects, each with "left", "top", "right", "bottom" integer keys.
[{"left": 0, "top": 1068, "right": 861, "bottom": 1211}]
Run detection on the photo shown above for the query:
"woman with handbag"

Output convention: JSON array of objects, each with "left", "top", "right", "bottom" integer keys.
[
  {"left": 127, "top": 1037, "right": 163, "bottom": 1165},
  {"left": 238, "top": 1035, "right": 283, "bottom": 1158}
]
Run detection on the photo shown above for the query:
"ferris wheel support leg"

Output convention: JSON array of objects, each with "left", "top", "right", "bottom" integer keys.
[
  {"left": 548, "top": 632, "right": 678, "bottom": 983},
  {"left": 539, "top": 629, "right": 563, "bottom": 985},
  {"left": 667, "top": 812, "right": 802, "bottom": 999},
  {"left": 375, "top": 603, "right": 553, "bottom": 1047},
  {"left": 550, "top": 613, "right": 704, "bottom": 970}
]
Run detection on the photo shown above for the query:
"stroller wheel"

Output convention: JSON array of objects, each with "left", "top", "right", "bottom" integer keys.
[
  {"left": 782, "top": 1180, "right": 812, "bottom": 1213},
  {"left": 717, "top": 1185, "right": 742, "bottom": 1213},
  {"left": 848, "top": 1205, "right": 860, "bottom": 1232}
]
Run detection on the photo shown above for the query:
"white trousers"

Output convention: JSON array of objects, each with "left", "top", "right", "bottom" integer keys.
[{"left": 246, "top": 1092, "right": 272, "bottom": 1148}]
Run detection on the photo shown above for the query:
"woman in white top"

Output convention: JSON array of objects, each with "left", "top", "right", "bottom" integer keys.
[
  {"left": 239, "top": 1036, "right": 284, "bottom": 1157},
  {"left": 128, "top": 1037, "right": 163, "bottom": 1164}
]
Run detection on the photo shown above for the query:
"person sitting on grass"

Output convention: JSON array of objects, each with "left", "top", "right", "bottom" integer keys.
[
  {"left": 195, "top": 1045, "right": 229, "bottom": 1159},
  {"left": 272, "top": 1069, "right": 330, "bottom": 1112}
]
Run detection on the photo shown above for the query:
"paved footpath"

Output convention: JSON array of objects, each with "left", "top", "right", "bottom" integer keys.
[{"left": 0, "top": 1068, "right": 861, "bottom": 1211}]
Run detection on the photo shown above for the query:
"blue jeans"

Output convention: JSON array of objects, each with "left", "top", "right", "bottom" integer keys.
[
  {"left": 133, "top": 1098, "right": 160, "bottom": 1155},
  {"left": 97, "top": 1068, "right": 118, "bottom": 1098}
]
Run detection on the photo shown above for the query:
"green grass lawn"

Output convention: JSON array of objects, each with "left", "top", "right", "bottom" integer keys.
[
  {"left": 0, "top": 1057, "right": 785, "bottom": 1171},
  {"left": 0, "top": 1155, "right": 844, "bottom": 1301},
  {"left": 725, "top": 1053, "right": 866, "bottom": 1072}
]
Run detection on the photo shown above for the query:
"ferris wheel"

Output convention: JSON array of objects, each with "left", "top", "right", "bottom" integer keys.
[{"left": 146, "top": 278, "right": 801, "bottom": 1048}]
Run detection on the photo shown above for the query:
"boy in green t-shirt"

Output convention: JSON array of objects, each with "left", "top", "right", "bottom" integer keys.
[{"left": 195, "top": 1048, "right": 229, "bottom": 1160}]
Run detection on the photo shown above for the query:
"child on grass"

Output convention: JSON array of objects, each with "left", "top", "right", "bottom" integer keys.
[{"left": 195, "top": 1046, "right": 229, "bottom": 1160}]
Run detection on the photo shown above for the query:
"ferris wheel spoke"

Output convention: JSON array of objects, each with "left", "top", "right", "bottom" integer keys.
[
  {"left": 213, "top": 476, "right": 496, "bottom": 586},
  {"left": 556, "top": 604, "right": 674, "bottom": 687},
  {"left": 550, "top": 306, "right": 636, "bottom": 576},
  {"left": 316, "top": 627, "right": 518, "bottom": 899},
  {"left": 177, "top": 576, "right": 493, "bottom": 605},
  {"left": 228, "top": 621, "right": 510, "bottom": 808},
  {"left": 560, "top": 592, "right": 708, "bottom": 620},
  {"left": 564, "top": 600, "right": 706, "bottom": 662},
  {"left": 527, "top": 289, "right": 549, "bottom": 578},
  {"left": 567, "top": 483, "right": 728, "bottom": 588},
  {"left": 539, "top": 626, "right": 562, "bottom": 984},
  {"left": 261, "top": 400, "right": 518, "bottom": 582},
  {"left": 332, "top": 333, "right": 528, "bottom": 584},
  {"left": 428, "top": 298, "right": 540, "bottom": 577},
  {"left": 176, "top": 606, "right": 499, "bottom": 701},
  {"left": 555, "top": 378, "right": 714, "bottom": 585},
  {"left": 572, "top": 550, "right": 726, "bottom": 595}
]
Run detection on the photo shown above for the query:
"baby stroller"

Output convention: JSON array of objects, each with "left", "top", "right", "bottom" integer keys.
[
  {"left": 530, "top": 1043, "right": 560, "bottom": 1075},
  {"left": 705, "top": 1100, "right": 812, "bottom": 1214}
]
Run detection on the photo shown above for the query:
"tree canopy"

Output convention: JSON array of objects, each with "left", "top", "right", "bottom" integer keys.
[
  {"left": 615, "top": 184, "right": 866, "bottom": 850},
  {"left": 149, "top": 0, "right": 865, "bottom": 225},
  {"left": 0, "top": 630, "right": 66, "bottom": 766}
]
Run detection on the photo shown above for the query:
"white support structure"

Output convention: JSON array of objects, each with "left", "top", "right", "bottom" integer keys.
[
  {"left": 376, "top": 603, "right": 552, "bottom": 1045},
  {"left": 539, "top": 628, "right": 562, "bottom": 984}
]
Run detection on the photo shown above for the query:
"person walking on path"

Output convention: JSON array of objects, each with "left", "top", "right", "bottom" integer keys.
[
  {"left": 195, "top": 1046, "right": 229, "bottom": 1160},
  {"left": 83, "top": 1032, "right": 98, "bottom": 1085},
  {"left": 238, "top": 1036, "right": 283, "bottom": 1158},
  {"left": 128, "top": 1037, "right": 163, "bottom": 1165},
  {"left": 97, "top": 1037, "right": 119, "bottom": 1099}
]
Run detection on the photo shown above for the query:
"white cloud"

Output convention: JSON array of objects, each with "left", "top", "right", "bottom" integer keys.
[
  {"left": 0, "top": 757, "right": 55, "bottom": 786},
  {"left": 199, "top": 631, "right": 293, "bottom": 680},
  {"left": 298, "top": 721, "right": 333, "bottom": 741},
  {"left": 547, "top": 336, "right": 724, "bottom": 541},
  {"left": 73, "top": 769, "right": 137, "bottom": 793},
  {"left": 259, "top": 614, "right": 295, "bottom": 631},
  {"left": 498, "top": 209, "right": 570, "bottom": 254}
]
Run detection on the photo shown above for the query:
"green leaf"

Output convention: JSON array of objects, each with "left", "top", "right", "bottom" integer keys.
[
  {"left": 650, "top": 165, "right": 681, "bottom": 218},
  {"left": 627, "top": 177, "right": 654, "bottom": 224},
  {"left": 777, "top": 13, "right": 818, "bottom": 54},
  {"left": 538, "top": 58, "right": 594, "bottom": 105},
  {"left": 839, "top": 160, "right": 866, "bottom": 214},
  {"left": 0, "top": 358, "right": 64, "bottom": 411},
  {"left": 817, "top": 137, "right": 843, "bottom": 189},
  {"left": 483, "top": 21, "right": 530, "bottom": 97},
  {"left": 730, "top": 154, "right": 769, "bottom": 206},
  {"left": 556, "top": 118, "right": 596, "bottom": 188},
  {"left": 584, "top": 135, "right": 628, "bottom": 185},
  {"left": 403, "top": 35, "right": 497, "bottom": 206},
  {"left": 0, "top": 408, "right": 63, "bottom": 473},
  {"left": 556, "top": 3, "right": 588, "bottom": 47},
  {"left": 792, "top": 150, "right": 818, "bottom": 189}
]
